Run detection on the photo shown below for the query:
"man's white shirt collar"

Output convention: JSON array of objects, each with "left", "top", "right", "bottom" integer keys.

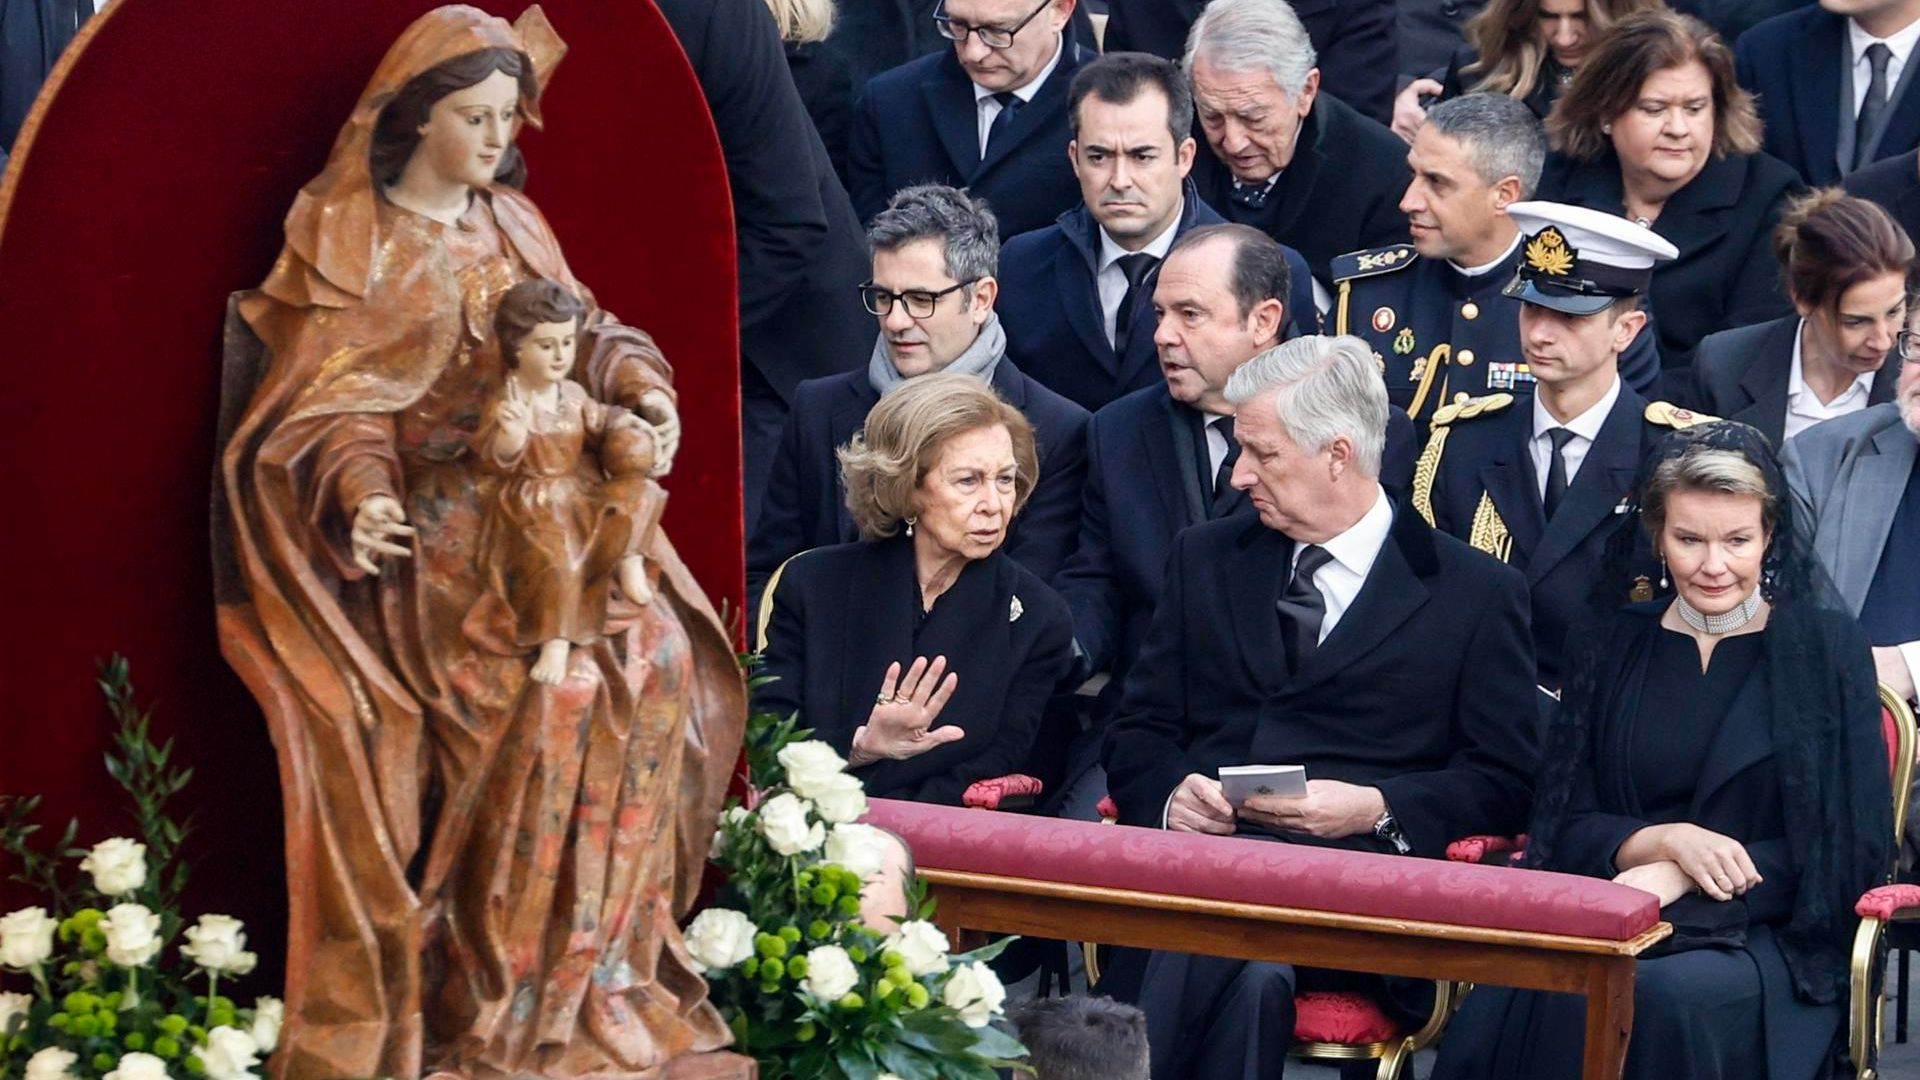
[
  {"left": 1291, "top": 485, "right": 1394, "bottom": 582},
  {"left": 1849, "top": 14, "right": 1920, "bottom": 71},
  {"left": 1450, "top": 232, "right": 1523, "bottom": 279},
  {"left": 1097, "top": 210, "right": 1182, "bottom": 275},
  {"left": 972, "top": 32, "right": 1064, "bottom": 104},
  {"left": 1532, "top": 374, "right": 1620, "bottom": 444}
]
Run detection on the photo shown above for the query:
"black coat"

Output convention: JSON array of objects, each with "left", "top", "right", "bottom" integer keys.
[
  {"left": 997, "top": 186, "right": 1315, "bottom": 412},
  {"left": 746, "top": 356, "right": 1091, "bottom": 614},
  {"left": 1735, "top": 5, "right": 1920, "bottom": 187},
  {"left": 1053, "top": 384, "right": 1418, "bottom": 723},
  {"left": 0, "top": 0, "right": 85, "bottom": 153},
  {"left": 1844, "top": 148, "right": 1920, "bottom": 250},
  {"left": 1192, "top": 93, "right": 1412, "bottom": 287},
  {"left": 1102, "top": 0, "right": 1400, "bottom": 124},
  {"left": 1331, "top": 240, "right": 1662, "bottom": 428},
  {"left": 1438, "top": 47, "right": 1559, "bottom": 118},
  {"left": 757, "top": 537, "right": 1076, "bottom": 804},
  {"left": 1690, "top": 314, "right": 1901, "bottom": 448},
  {"left": 1100, "top": 501, "right": 1538, "bottom": 854},
  {"left": 1398, "top": 0, "right": 1487, "bottom": 86},
  {"left": 1537, "top": 149, "right": 1800, "bottom": 379},
  {"left": 818, "top": 1, "right": 1098, "bottom": 98},
  {"left": 846, "top": 40, "right": 1090, "bottom": 238},
  {"left": 786, "top": 40, "right": 853, "bottom": 183},
  {"left": 658, "top": 0, "right": 873, "bottom": 402},
  {"left": 1416, "top": 384, "right": 1668, "bottom": 689}
]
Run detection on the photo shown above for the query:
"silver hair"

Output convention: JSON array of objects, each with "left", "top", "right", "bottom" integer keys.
[
  {"left": 866, "top": 183, "right": 1000, "bottom": 283},
  {"left": 1182, "top": 0, "right": 1317, "bottom": 99},
  {"left": 1423, "top": 93, "right": 1546, "bottom": 196},
  {"left": 1224, "top": 334, "right": 1388, "bottom": 477}
]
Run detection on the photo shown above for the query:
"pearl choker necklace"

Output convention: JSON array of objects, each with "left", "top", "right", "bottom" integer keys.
[{"left": 1673, "top": 590, "right": 1762, "bottom": 635}]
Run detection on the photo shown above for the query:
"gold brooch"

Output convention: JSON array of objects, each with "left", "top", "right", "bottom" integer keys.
[{"left": 1524, "top": 227, "right": 1576, "bottom": 276}]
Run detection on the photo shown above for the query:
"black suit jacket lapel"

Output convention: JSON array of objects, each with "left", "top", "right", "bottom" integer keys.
[
  {"left": 1689, "top": 668, "right": 1773, "bottom": 818},
  {"left": 976, "top": 41, "right": 1081, "bottom": 179},
  {"left": 1871, "top": 53, "right": 1920, "bottom": 165},
  {"left": 1264, "top": 101, "right": 1329, "bottom": 240},
  {"left": 1792, "top": 14, "right": 1847, "bottom": 177},
  {"left": 1224, "top": 523, "right": 1292, "bottom": 697},
  {"left": 1870, "top": 352, "right": 1901, "bottom": 406},
  {"left": 1286, "top": 505, "right": 1433, "bottom": 697},
  {"left": 1736, "top": 320, "right": 1795, "bottom": 448},
  {"left": 1149, "top": 393, "right": 1198, "bottom": 528},
  {"left": 1527, "top": 389, "right": 1644, "bottom": 584},
  {"left": 1059, "top": 219, "right": 1119, "bottom": 373},
  {"left": 1167, "top": 399, "right": 1211, "bottom": 526},
  {"left": 1478, "top": 406, "right": 1546, "bottom": 562},
  {"left": 922, "top": 53, "right": 984, "bottom": 179}
]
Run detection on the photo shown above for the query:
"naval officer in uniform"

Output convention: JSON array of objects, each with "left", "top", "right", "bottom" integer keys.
[
  {"left": 1331, "top": 94, "right": 1661, "bottom": 429},
  {"left": 1414, "top": 201, "right": 1709, "bottom": 690}
]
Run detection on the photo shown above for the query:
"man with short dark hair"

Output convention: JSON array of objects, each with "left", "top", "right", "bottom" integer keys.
[
  {"left": 1334, "top": 93, "right": 1660, "bottom": 427},
  {"left": 1006, "top": 996, "right": 1150, "bottom": 1080},
  {"left": 847, "top": 0, "right": 1090, "bottom": 237},
  {"left": 998, "top": 51, "right": 1315, "bottom": 412},
  {"left": 746, "top": 185, "right": 1089, "bottom": 616}
]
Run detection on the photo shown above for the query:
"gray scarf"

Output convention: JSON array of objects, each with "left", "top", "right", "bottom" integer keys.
[{"left": 866, "top": 311, "right": 1006, "bottom": 396}]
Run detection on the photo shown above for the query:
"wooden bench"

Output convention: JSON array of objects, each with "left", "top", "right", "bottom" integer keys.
[{"left": 866, "top": 798, "right": 1671, "bottom": 1079}]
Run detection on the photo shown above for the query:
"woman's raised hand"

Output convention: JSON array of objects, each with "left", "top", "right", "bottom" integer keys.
[
  {"left": 850, "top": 656, "right": 962, "bottom": 766},
  {"left": 1391, "top": 78, "right": 1443, "bottom": 143}
]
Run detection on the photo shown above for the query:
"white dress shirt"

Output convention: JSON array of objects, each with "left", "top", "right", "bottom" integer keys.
[
  {"left": 1530, "top": 376, "right": 1621, "bottom": 502},
  {"left": 1285, "top": 485, "right": 1394, "bottom": 644},
  {"left": 1849, "top": 17, "right": 1920, "bottom": 113},
  {"left": 1784, "top": 320, "right": 1877, "bottom": 441},
  {"left": 1096, "top": 214, "right": 1182, "bottom": 345},
  {"left": 973, "top": 34, "right": 1064, "bottom": 156},
  {"left": 1204, "top": 412, "right": 1235, "bottom": 491},
  {"left": 1448, "top": 232, "right": 1522, "bottom": 279}
]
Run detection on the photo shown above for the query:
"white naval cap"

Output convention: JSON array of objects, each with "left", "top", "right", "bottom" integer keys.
[{"left": 1502, "top": 201, "right": 1681, "bottom": 315}]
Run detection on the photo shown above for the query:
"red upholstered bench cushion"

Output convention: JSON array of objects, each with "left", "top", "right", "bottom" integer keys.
[
  {"left": 1293, "top": 991, "right": 1402, "bottom": 1044},
  {"left": 865, "top": 798, "right": 1660, "bottom": 942}
]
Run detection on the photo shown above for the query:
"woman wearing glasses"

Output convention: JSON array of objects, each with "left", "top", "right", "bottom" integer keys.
[{"left": 755, "top": 373, "right": 1077, "bottom": 803}]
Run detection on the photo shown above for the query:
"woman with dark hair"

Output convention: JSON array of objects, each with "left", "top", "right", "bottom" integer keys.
[
  {"left": 1536, "top": 9, "right": 1802, "bottom": 381},
  {"left": 219, "top": 9, "right": 743, "bottom": 1079},
  {"left": 1691, "top": 191, "right": 1914, "bottom": 446},
  {"left": 1433, "top": 421, "right": 1893, "bottom": 1079},
  {"left": 1390, "top": 0, "right": 1661, "bottom": 142},
  {"left": 755, "top": 373, "right": 1075, "bottom": 804}
]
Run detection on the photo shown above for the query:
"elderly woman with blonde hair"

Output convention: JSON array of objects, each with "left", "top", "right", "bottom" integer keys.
[{"left": 756, "top": 372, "right": 1076, "bottom": 804}]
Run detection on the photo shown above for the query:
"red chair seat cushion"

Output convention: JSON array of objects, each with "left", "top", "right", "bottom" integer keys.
[
  {"left": 1857, "top": 883, "right": 1920, "bottom": 920},
  {"left": 1293, "top": 991, "right": 1403, "bottom": 1044},
  {"left": 864, "top": 798, "right": 1660, "bottom": 941}
]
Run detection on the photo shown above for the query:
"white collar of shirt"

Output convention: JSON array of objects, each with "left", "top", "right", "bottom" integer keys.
[
  {"left": 1449, "top": 231, "right": 1523, "bottom": 279},
  {"left": 974, "top": 34, "right": 1064, "bottom": 153},
  {"left": 1848, "top": 16, "right": 1920, "bottom": 111},
  {"left": 1286, "top": 485, "right": 1393, "bottom": 643},
  {"left": 1530, "top": 376, "right": 1620, "bottom": 499},
  {"left": 1784, "top": 318, "right": 1877, "bottom": 439},
  {"left": 1095, "top": 211, "right": 1183, "bottom": 344}
]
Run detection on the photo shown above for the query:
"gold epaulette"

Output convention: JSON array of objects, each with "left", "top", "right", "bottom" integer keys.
[
  {"left": 1429, "top": 391, "right": 1514, "bottom": 429},
  {"left": 1644, "top": 401, "right": 1719, "bottom": 429},
  {"left": 1331, "top": 244, "right": 1418, "bottom": 283}
]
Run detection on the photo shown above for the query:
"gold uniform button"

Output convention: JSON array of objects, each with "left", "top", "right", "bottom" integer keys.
[
  {"left": 1457, "top": 349, "right": 1476, "bottom": 365},
  {"left": 1461, "top": 301, "right": 1479, "bottom": 320}
]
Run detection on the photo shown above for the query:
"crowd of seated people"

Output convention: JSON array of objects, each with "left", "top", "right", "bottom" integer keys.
[{"left": 733, "top": 0, "right": 1920, "bottom": 1074}]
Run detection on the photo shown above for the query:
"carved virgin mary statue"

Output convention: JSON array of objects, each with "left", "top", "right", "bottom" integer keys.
[{"left": 215, "top": 7, "right": 747, "bottom": 1079}]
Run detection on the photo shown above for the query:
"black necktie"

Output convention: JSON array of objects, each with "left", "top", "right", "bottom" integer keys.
[
  {"left": 985, "top": 91, "right": 1023, "bottom": 158},
  {"left": 1544, "top": 427, "right": 1575, "bottom": 520},
  {"left": 1855, "top": 43, "right": 1894, "bottom": 170},
  {"left": 1111, "top": 252, "right": 1159, "bottom": 357},
  {"left": 1228, "top": 177, "right": 1271, "bottom": 210},
  {"left": 1211, "top": 416, "right": 1240, "bottom": 517},
  {"left": 1278, "top": 544, "right": 1335, "bottom": 672}
]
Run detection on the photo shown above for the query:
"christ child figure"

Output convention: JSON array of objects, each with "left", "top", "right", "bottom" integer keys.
[{"left": 469, "top": 278, "right": 665, "bottom": 685}]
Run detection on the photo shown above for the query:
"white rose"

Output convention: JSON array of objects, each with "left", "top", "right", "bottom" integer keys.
[
  {"left": 80, "top": 838, "right": 148, "bottom": 897},
  {"left": 883, "top": 920, "right": 950, "bottom": 977},
  {"left": 248, "top": 997, "right": 283, "bottom": 1053},
  {"left": 100, "top": 904, "right": 162, "bottom": 968},
  {"left": 811, "top": 773, "right": 869, "bottom": 825},
  {"left": 104, "top": 1052, "right": 171, "bottom": 1080},
  {"left": 941, "top": 961, "right": 1006, "bottom": 1028},
  {"left": 825, "top": 822, "right": 890, "bottom": 881},
  {"left": 180, "top": 915, "right": 256, "bottom": 974},
  {"left": 196, "top": 1026, "right": 260, "bottom": 1080},
  {"left": 0, "top": 907, "right": 57, "bottom": 969},
  {"left": 682, "top": 908, "right": 757, "bottom": 973},
  {"left": 710, "top": 805, "right": 750, "bottom": 857},
  {"left": 757, "top": 793, "right": 824, "bottom": 856},
  {"left": 0, "top": 990, "right": 32, "bottom": 1036},
  {"left": 801, "top": 944, "right": 859, "bottom": 1003},
  {"left": 24, "top": 1048, "right": 79, "bottom": 1080},
  {"left": 777, "top": 740, "right": 848, "bottom": 799}
]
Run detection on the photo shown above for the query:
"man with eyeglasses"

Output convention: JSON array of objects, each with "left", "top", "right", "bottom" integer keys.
[
  {"left": 1783, "top": 313, "right": 1920, "bottom": 709},
  {"left": 847, "top": 0, "right": 1090, "bottom": 238},
  {"left": 746, "top": 184, "right": 1090, "bottom": 619}
]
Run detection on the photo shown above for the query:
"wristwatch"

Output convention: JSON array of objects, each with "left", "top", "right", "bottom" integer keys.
[{"left": 1373, "top": 809, "right": 1413, "bottom": 855}]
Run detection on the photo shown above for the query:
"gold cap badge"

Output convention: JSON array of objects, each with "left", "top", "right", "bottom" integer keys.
[{"left": 1524, "top": 227, "right": 1576, "bottom": 276}]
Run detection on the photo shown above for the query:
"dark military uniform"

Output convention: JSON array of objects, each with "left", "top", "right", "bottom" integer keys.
[
  {"left": 1331, "top": 241, "right": 1663, "bottom": 428},
  {"left": 1413, "top": 388, "right": 1715, "bottom": 688}
]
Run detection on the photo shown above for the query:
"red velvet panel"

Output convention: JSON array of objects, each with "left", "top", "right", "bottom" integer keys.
[
  {"left": 0, "top": 0, "right": 740, "bottom": 991},
  {"left": 865, "top": 798, "right": 1663, "bottom": 942}
]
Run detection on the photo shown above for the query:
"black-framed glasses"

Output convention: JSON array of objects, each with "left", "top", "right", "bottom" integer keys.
[
  {"left": 859, "top": 279, "right": 977, "bottom": 317},
  {"left": 933, "top": 0, "right": 1052, "bottom": 49},
  {"left": 1900, "top": 330, "right": 1920, "bottom": 363}
]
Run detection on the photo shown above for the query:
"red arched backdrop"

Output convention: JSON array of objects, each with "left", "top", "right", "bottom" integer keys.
[{"left": 0, "top": 0, "right": 742, "bottom": 989}]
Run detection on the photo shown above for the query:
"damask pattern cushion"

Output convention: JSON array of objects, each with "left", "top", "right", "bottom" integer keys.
[
  {"left": 1856, "top": 883, "right": 1920, "bottom": 921},
  {"left": 1293, "top": 991, "right": 1402, "bottom": 1044}
]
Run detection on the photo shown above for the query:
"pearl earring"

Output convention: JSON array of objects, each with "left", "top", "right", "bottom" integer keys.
[
  {"left": 1602, "top": 122, "right": 1612, "bottom": 134},
  {"left": 905, "top": 515, "right": 917, "bottom": 537},
  {"left": 1658, "top": 555, "right": 1668, "bottom": 590}
]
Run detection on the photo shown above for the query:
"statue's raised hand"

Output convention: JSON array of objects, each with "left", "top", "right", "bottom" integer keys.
[
  {"left": 350, "top": 494, "right": 416, "bottom": 576},
  {"left": 636, "top": 389, "right": 680, "bottom": 477}
]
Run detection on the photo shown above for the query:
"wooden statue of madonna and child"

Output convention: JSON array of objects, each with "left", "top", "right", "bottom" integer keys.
[{"left": 214, "top": 5, "right": 751, "bottom": 1079}]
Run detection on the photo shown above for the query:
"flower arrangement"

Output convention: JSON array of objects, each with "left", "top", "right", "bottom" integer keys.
[
  {"left": 693, "top": 703, "right": 1027, "bottom": 1079},
  {"left": 0, "top": 659, "right": 279, "bottom": 1080}
]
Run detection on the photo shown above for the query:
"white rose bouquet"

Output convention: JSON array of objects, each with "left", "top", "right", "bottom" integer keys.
[
  {"left": 696, "top": 697, "right": 1025, "bottom": 1079},
  {"left": 0, "top": 659, "right": 278, "bottom": 1080}
]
